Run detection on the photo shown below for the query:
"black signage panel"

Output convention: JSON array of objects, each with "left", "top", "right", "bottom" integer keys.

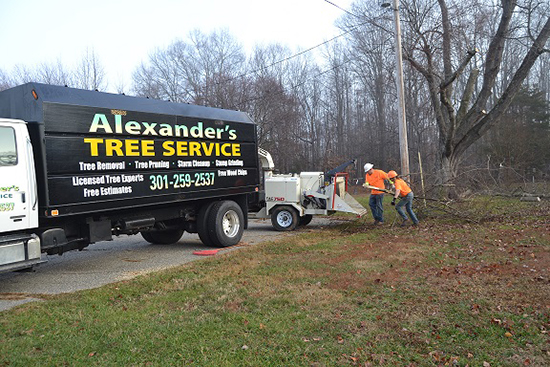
[
  {"left": 47, "top": 168, "right": 259, "bottom": 206},
  {"left": 41, "top": 103, "right": 260, "bottom": 207},
  {"left": 42, "top": 103, "right": 256, "bottom": 141},
  {"left": 43, "top": 103, "right": 174, "bottom": 135},
  {"left": 45, "top": 136, "right": 258, "bottom": 175}
]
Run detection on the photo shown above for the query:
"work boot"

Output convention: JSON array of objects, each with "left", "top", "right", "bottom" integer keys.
[{"left": 400, "top": 219, "right": 409, "bottom": 227}]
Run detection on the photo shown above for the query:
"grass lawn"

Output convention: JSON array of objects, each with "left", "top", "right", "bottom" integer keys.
[{"left": 1, "top": 196, "right": 549, "bottom": 366}]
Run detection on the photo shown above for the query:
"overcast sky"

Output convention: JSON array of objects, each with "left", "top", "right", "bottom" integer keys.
[{"left": 0, "top": 0, "right": 353, "bottom": 91}]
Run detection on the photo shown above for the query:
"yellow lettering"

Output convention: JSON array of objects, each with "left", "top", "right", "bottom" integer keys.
[
  {"left": 125, "top": 140, "right": 140, "bottom": 156},
  {"left": 176, "top": 141, "right": 188, "bottom": 156},
  {"left": 221, "top": 143, "right": 231, "bottom": 156},
  {"left": 84, "top": 138, "right": 103, "bottom": 156},
  {"left": 201, "top": 142, "right": 215, "bottom": 156},
  {"left": 162, "top": 141, "right": 174, "bottom": 156},
  {"left": 142, "top": 140, "right": 155, "bottom": 156},
  {"left": 105, "top": 139, "right": 123, "bottom": 156},
  {"left": 189, "top": 141, "right": 201, "bottom": 156},
  {"left": 232, "top": 144, "right": 241, "bottom": 156}
]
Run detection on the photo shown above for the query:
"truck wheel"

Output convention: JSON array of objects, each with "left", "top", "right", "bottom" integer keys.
[
  {"left": 141, "top": 229, "right": 184, "bottom": 244},
  {"left": 299, "top": 214, "right": 313, "bottom": 226},
  {"left": 271, "top": 206, "right": 298, "bottom": 231},
  {"left": 197, "top": 201, "right": 216, "bottom": 246},
  {"left": 207, "top": 200, "right": 244, "bottom": 247}
]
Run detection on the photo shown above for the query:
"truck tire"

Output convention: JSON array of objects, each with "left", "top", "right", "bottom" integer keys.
[
  {"left": 299, "top": 214, "right": 313, "bottom": 226},
  {"left": 206, "top": 200, "right": 244, "bottom": 247},
  {"left": 197, "top": 201, "right": 217, "bottom": 246},
  {"left": 271, "top": 206, "right": 298, "bottom": 231},
  {"left": 141, "top": 229, "right": 184, "bottom": 244}
]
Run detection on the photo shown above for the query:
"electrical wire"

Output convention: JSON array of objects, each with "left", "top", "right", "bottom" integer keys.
[
  {"left": 224, "top": 19, "right": 369, "bottom": 85},
  {"left": 180, "top": 1, "right": 367, "bottom": 109},
  {"left": 323, "top": 0, "right": 362, "bottom": 19}
]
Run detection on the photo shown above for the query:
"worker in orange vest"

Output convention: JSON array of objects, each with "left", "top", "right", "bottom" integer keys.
[
  {"left": 363, "top": 163, "right": 389, "bottom": 225},
  {"left": 388, "top": 170, "right": 419, "bottom": 226}
]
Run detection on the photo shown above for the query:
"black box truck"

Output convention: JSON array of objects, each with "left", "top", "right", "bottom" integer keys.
[{"left": 0, "top": 83, "right": 260, "bottom": 272}]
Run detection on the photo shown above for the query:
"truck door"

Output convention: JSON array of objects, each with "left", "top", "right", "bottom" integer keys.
[{"left": 0, "top": 120, "right": 38, "bottom": 232}]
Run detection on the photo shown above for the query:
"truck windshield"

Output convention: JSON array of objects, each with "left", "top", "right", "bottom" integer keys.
[{"left": 0, "top": 126, "right": 17, "bottom": 166}]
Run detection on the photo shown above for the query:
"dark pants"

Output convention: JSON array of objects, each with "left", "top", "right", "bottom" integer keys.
[{"left": 369, "top": 194, "right": 384, "bottom": 223}]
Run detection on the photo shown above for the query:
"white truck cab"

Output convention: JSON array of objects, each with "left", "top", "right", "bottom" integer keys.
[{"left": 0, "top": 118, "right": 41, "bottom": 272}]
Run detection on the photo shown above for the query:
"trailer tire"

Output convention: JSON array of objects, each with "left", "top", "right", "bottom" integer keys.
[
  {"left": 206, "top": 200, "right": 244, "bottom": 247},
  {"left": 298, "top": 214, "right": 313, "bottom": 226},
  {"left": 197, "top": 201, "right": 217, "bottom": 246},
  {"left": 141, "top": 229, "right": 184, "bottom": 244},
  {"left": 271, "top": 206, "right": 299, "bottom": 231}
]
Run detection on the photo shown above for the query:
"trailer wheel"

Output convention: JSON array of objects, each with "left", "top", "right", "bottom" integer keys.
[
  {"left": 141, "top": 229, "right": 184, "bottom": 244},
  {"left": 271, "top": 206, "right": 298, "bottom": 231},
  {"left": 298, "top": 214, "right": 313, "bottom": 226},
  {"left": 207, "top": 200, "right": 244, "bottom": 247},
  {"left": 197, "top": 201, "right": 216, "bottom": 246}
]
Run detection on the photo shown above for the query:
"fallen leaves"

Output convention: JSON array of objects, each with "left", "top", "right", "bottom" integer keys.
[{"left": 429, "top": 350, "right": 460, "bottom": 364}]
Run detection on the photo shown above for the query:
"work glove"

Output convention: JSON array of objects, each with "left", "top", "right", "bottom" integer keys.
[
  {"left": 362, "top": 183, "right": 368, "bottom": 188},
  {"left": 391, "top": 198, "right": 396, "bottom": 206}
]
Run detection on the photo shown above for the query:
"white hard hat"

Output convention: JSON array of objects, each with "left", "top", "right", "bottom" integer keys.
[{"left": 364, "top": 163, "right": 373, "bottom": 172}]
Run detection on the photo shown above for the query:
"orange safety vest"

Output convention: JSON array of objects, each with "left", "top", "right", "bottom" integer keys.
[{"left": 365, "top": 169, "right": 389, "bottom": 195}]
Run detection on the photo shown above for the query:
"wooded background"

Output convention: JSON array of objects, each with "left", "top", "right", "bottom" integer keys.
[{"left": 2, "top": 0, "right": 548, "bottom": 196}]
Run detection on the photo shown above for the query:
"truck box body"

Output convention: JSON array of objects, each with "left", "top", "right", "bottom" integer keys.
[
  {"left": 0, "top": 83, "right": 259, "bottom": 218},
  {"left": 0, "top": 83, "right": 260, "bottom": 271}
]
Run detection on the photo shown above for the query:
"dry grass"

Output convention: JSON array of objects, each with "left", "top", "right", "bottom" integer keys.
[{"left": 0, "top": 196, "right": 549, "bottom": 366}]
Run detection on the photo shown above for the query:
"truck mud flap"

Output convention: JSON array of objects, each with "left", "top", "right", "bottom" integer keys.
[{"left": 40, "top": 229, "right": 87, "bottom": 255}]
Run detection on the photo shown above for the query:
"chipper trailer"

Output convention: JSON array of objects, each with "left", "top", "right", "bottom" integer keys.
[{"left": 250, "top": 149, "right": 368, "bottom": 231}]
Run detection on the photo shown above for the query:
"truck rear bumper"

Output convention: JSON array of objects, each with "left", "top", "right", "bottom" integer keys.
[{"left": 0, "top": 233, "right": 44, "bottom": 273}]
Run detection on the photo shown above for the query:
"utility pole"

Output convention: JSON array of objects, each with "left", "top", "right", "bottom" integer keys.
[{"left": 383, "top": 0, "right": 410, "bottom": 179}]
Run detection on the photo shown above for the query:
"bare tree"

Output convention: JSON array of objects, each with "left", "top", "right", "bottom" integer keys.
[
  {"left": 245, "top": 44, "right": 303, "bottom": 172},
  {"left": 401, "top": 0, "right": 550, "bottom": 191},
  {"left": 0, "top": 69, "right": 14, "bottom": 91},
  {"left": 35, "top": 59, "right": 73, "bottom": 86},
  {"left": 74, "top": 48, "right": 107, "bottom": 91},
  {"left": 133, "top": 29, "right": 246, "bottom": 108},
  {"left": 9, "top": 59, "right": 73, "bottom": 87},
  {"left": 288, "top": 56, "right": 326, "bottom": 171},
  {"left": 133, "top": 47, "right": 183, "bottom": 102},
  {"left": 347, "top": 21, "right": 395, "bottom": 169}
]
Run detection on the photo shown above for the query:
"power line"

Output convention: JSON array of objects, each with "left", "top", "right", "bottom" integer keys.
[
  {"left": 225, "top": 20, "right": 369, "bottom": 84},
  {"left": 323, "top": 0, "right": 361, "bottom": 19},
  {"left": 231, "top": 0, "right": 360, "bottom": 81}
]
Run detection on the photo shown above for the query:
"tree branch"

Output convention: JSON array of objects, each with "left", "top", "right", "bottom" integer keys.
[
  {"left": 455, "top": 14, "right": 550, "bottom": 157},
  {"left": 472, "top": 0, "right": 517, "bottom": 110},
  {"left": 456, "top": 68, "right": 479, "bottom": 123},
  {"left": 440, "top": 49, "right": 478, "bottom": 90}
]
